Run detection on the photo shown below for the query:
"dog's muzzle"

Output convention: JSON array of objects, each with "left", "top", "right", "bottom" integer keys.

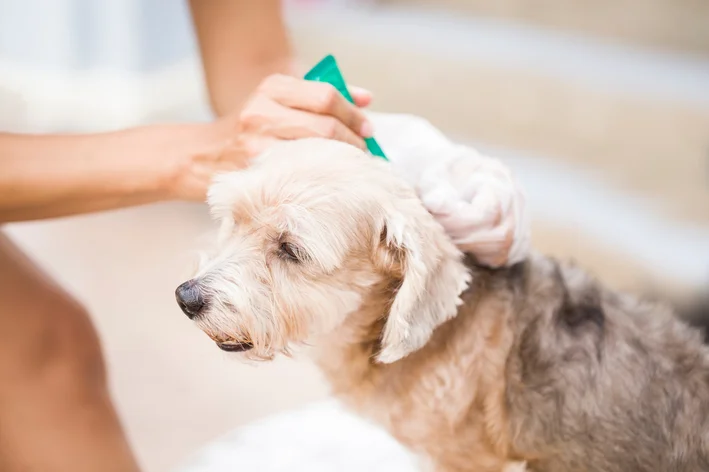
[
  {"left": 175, "top": 280, "right": 206, "bottom": 319},
  {"left": 175, "top": 280, "right": 255, "bottom": 353}
]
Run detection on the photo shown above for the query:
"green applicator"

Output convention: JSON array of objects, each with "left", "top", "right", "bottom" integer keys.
[{"left": 304, "top": 55, "right": 388, "bottom": 161}]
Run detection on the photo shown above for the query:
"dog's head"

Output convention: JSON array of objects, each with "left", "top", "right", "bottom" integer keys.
[{"left": 176, "top": 138, "right": 470, "bottom": 361}]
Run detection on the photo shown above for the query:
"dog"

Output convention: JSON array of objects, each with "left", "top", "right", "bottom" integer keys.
[{"left": 176, "top": 138, "right": 709, "bottom": 472}]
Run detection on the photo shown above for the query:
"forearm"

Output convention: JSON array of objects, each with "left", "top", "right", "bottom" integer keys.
[
  {"left": 0, "top": 124, "right": 217, "bottom": 222},
  {"left": 189, "top": 0, "right": 295, "bottom": 117}
]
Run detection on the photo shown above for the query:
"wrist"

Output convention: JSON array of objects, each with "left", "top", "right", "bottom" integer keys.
[{"left": 209, "top": 55, "right": 298, "bottom": 117}]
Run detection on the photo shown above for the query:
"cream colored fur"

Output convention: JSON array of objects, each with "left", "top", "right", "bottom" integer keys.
[
  {"left": 181, "top": 138, "right": 709, "bottom": 472},
  {"left": 198, "top": 138, "right": 469, "bottom": 363}
]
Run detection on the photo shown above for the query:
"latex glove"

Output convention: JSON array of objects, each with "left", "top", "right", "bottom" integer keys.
[{"left": 367, "top": 112, "right": 530, "bottom": 267}]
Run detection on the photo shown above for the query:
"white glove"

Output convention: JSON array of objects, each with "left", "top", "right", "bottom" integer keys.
[{"left": 367, "top": 111, "right": 530, "bottom": 268}]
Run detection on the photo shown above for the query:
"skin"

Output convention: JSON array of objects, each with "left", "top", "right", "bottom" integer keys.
[{"left": 0, "top": 1, "right": 371, "bottom": 470}]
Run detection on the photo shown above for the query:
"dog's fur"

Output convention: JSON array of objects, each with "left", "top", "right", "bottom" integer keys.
[{"left": 180, "top": 138, "right": 709, "bottom": 472}]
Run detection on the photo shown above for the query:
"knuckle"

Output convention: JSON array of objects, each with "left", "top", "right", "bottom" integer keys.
[
  {"left": 237, "top": 98, "right": 271, "bottom": 129},
  {"left": 237, "top": 108, "right": 258, "bottom": 128},
  {"left": 316, "top": 86, "right": 339, "bottom": 112},
  {"left": 258, "top": 74, "right": 285, "bottom": 94},
  {"left": 255, "top": 80, "right": 272, "bottom": 95},
  {"left": 320, "top": 119, "right": 339, "bottom": 139}
]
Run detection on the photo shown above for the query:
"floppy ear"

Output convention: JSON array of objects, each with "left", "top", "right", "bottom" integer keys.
[{"left": 374, "top": 199, "right": 471, "bottom": 363}]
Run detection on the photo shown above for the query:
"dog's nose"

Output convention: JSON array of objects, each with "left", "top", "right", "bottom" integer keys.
[{"left": 175, "top": 280, "right": 205, "bottom": 319}]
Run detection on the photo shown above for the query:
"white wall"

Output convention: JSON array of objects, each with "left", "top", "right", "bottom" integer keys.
[{"left": 0, "top": 0, "right": 207, "bottom": 132}]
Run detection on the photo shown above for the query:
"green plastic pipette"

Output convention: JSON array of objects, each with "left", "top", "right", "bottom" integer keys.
[{"left": 304, "top": 55, "right": 388, "bottom": 160}]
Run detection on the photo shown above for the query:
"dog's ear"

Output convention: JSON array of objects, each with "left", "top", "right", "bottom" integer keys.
[{"left": 373, "top": 199, "right": 471, "bottom": 363}]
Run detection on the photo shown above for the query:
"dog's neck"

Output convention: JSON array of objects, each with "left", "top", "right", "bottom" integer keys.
[
  {"left": 314, "top": 257, "right": 521, "bottom": 458},
  {"left": 313, "top": 276, "right": 395, "bottom": 402}
]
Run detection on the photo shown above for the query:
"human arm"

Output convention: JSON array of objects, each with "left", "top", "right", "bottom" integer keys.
[
  {"left": 189, "top": 0, "right": 297, "bottom": 117},
  {"left": 0, "top": 123, "right": 222, "bottom": 222},
  {"left": 0, "top": 74, "right": 374, "bottom": 223}
]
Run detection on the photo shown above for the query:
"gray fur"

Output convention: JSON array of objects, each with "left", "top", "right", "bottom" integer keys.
[{"left": 497, "top": 254, "right": 709, "bottom": 471}]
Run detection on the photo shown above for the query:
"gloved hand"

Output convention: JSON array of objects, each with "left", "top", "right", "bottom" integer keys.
[{"left": 367, "top": 112, "right": 530, "bottom": 268}]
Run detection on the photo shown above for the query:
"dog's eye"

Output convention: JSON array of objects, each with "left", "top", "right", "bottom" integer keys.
[{"left": 279, "top": 242, "right": 302, "bottom": 262}]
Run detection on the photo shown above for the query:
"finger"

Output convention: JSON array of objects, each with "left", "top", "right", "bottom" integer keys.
[
  {"left": 429, "top": 185, "right": 504, "bottom": 236},
  {"left": 459, "top": 184, "right": 506, "bottom": 227},
  {"left": 268, "top": 104, "right": 367, "bottom": 150},
  {"left": 472, "top": 248, "right": 510, "bottom": 268},
  {"left": 419, "top": 184, "right": 460, "bottom": 215},
  {"left": 455, "top": 221, "right": 515, "bottom": 267},
  {"left": 348, "top": 85, "right": 373, "bottom": 108},
  {"left": 259, "top": 74, "right": 373, "bottom": 138},
  {"left": 458, "top": 224, "right": 514, "bottom": 251}
]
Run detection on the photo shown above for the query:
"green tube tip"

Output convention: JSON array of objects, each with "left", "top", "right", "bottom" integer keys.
[{"left": 304, "top": 55, "right": 388, "bottom": 161}]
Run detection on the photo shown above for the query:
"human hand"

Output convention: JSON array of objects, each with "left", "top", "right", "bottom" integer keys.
[
  {"left": 368, "top": 112, "right": 530, "bottom": 267},
  {"left": 417, "top": 145, "right": 530, "bottom": 267},
  {"left": 231, "top": 73, "right": 373, "bottom": 154},
  {"left": 171, "top": 73, "right": 373, "bottom": 200}
]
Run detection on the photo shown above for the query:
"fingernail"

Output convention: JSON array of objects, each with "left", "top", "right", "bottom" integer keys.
[
  {"left": 349, "top": 85, "right": 372, "bottom": 97},
  {"left": 360, "top": 120, "right": 374, "bottom": 138}
]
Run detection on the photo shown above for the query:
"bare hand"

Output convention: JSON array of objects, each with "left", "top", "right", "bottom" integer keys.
[
  {"left": 172, "top": 74, "right": 373, "bottom": 200},
  {"left": 231, "top": 74, "right": 373, "bottom": 157}
]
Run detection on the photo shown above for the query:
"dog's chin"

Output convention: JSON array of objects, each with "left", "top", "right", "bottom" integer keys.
[{"left": 216, "top": 341, "right": 254, "bottom": 352}]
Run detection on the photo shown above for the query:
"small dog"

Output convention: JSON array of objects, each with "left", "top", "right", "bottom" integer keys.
[{"left": 176, "top": 138, "right": 709, "bottom": 472}]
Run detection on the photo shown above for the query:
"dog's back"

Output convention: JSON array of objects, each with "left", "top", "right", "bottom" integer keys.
[{"left": 502, "top": 257, "right": 709, "bottom": 472}]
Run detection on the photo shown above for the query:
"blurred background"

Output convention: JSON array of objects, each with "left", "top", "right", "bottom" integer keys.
[{"left": 0, "top": 0, "right": 707, "bottom": 470}]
